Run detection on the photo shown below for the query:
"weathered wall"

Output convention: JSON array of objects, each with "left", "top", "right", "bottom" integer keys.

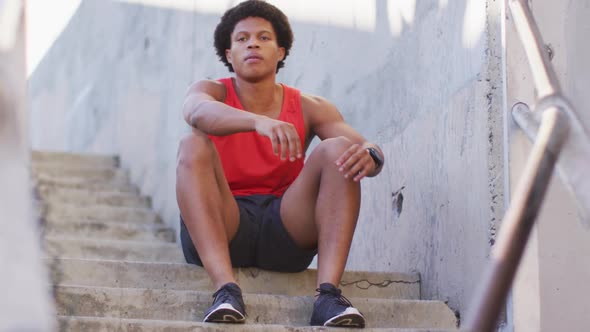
[
  {"left": 28, "top": 0, "right": 504, "bottom": 318},
  {"left": 0, "top": 2, "right": 54, "bottom": 330},
  {"left": 508, "top": 0, "right": 590, "bottom": 331}
]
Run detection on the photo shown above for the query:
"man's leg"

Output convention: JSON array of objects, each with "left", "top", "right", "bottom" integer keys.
[
  {"left": 176, "top": 129, "right": 240, "bottom": 289},
  {"left": 280, "top": 136, "right": 365, "bottom": 327},
  {"left": 280, "top": 136, "right": 361, "bottom": 287}
]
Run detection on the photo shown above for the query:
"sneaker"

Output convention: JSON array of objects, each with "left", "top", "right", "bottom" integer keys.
[
  {"left": 310, "top": 283, "right": 366, "bottom": 328},
  {"left": 203, "top": 282, "right": 246, "bottom": 323}
]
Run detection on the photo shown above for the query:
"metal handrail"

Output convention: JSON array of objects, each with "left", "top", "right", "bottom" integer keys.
[
  {"left": 508, "top": 0, "right": 559, "bottom": 97},
  {"left": 464, "top": 0, "right": 590, "bottom": 331}
]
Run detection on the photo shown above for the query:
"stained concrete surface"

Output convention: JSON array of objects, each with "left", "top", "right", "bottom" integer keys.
[{"left": 54, "top": 285, "right": 457, "bottom": 328}]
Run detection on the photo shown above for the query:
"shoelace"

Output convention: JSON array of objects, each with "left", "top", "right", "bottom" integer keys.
[
  {"left": 212, "top": 285, "right": 241, "bottom": 303},
  {"left": 315, "top": 286, "right": 353, "bottom": 307}
]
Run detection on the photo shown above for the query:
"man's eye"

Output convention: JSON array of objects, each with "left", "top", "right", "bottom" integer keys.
[
  {"left": 261, "top": 36, "right": 270, "bottom": 41},
  {"left": 237, "top": 37, "right": 246, "bottom": 42}
]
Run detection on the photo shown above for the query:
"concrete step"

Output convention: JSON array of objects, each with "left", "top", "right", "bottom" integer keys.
[
  {"left": 34, "top": 175, "right": 137, "bottom": 193},
  {"left": 40, "top": 202, "right": 160, "bottom": 223},
  {"left": 42, "top": 219, "right": 175, "bottom": 242},
  {"left": 34, "top": 150, "right": 458, "bottom": 331},
  {"left": 32, "top": 163, "right": 128, "bottom": 182},
  {"left": 44, "top": 237, "right": 184, "bottom": 263},
  {"left": 54, "top": 285, "right": 458, "bottom": 329},
  {"left": 57, "top": 316, "right": 455, "bottom": 331},
  {"left": 35, "top": 186, "right": 150, "bottom": 208},
  {"left": 34, "top": 172, "right": 131, "bottom": 187},
  {"left": 32, "top": 150, "right": 118, "bottom": 168},
  {"left": 46, "top": 258, "right": 420, "bottom": 300}
]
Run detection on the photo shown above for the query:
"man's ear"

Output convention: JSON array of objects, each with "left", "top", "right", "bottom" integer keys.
[
  {"left": 278, "top": 47, "right": 285, "bottom": 61},
  {"left": 225, "top": 49, "right": 232, "bottom": 64}
]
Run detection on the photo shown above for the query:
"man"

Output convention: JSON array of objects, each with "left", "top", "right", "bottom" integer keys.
[{"left": 177, "top": 0, "right": 384, "bottom": 328}]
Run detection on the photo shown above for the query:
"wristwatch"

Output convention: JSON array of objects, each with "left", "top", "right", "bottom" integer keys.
[{"left": 366, "top": 147, "right": 384, "bottom": 170}]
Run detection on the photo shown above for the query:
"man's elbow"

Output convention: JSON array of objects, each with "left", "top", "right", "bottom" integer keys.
[
  {"left": 182, "top": 102, "right": 195, "bottom": 127},
  {"left": 182, "top": 99, "right": 209, "bottom": 128}
]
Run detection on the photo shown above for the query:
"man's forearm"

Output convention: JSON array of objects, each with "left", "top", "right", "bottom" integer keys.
[{"left": 184, "top": 99, "right": 259, "bottom": 136}]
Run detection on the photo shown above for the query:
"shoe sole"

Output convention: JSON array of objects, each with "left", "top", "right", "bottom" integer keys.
[
  {"left": 324, "top": 307, "right": 366, "bottom": 328},
  {"left": 203, "top": 304, "right": 246, "bottom": 324}
]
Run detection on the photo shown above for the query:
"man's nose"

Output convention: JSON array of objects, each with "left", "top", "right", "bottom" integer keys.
[{"left": 247, "top": 40, "right": 260, "bottom": 48}]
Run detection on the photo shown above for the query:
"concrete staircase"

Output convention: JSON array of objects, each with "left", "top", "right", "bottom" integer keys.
[{"left": 33, "top": 151, "right": 459, "bottom": 331}]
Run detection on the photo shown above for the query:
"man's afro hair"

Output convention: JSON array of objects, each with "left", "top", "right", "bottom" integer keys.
[{"left": 214, "top": 0, "right": 293, "bottom": 73}]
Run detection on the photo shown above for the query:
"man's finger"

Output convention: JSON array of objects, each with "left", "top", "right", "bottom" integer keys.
[
  {"left": 353, "top": 167, "right": 370, "bottom": 182},
  {"left": 286, "top": 130, "right": 299, "bottom": 161},
  {"left": 336, "top": 144, "right": 359, "bottom": 167},
  {"left": 277, "top": 130, "right": 289, "bottom": 160},
  {"left": 295, "top": 133, "right": 302, "bottom": 159},
  {"left": 339, "top": 146, "right": 364, "bottom": 172},
  {"left": 270, "top": 131, "right": 279, "bottom": 155},
  {"left": 344, "top": 156, "right": 367, "bottom": 179}
]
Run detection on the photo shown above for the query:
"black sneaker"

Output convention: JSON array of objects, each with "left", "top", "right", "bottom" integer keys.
[
  {"left": 310, "top": 283, "right": 366, "bottom": 328},
  {"left": 203, "top": 282, "right": 246, "bottom": 323}
]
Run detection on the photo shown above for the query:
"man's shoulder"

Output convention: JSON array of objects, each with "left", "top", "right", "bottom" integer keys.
[
  {"left": 300, "top": 93, "right": 336, "bottom": 113},
  {"left": 298, "top": 92, "right": 342, "bottom": 130},
  {"left": 189, "top": 78, "right": 227, "bottom": 90},
  {"left": 186, "top": 79, "right": 228, "bottom": 101}
]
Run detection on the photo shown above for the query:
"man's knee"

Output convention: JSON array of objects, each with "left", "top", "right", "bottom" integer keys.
[
  {"left": 176, "top": 132, "right": 215, "bottom": 171},
  {"left": 314, "top": 136, "right": 354, "bottom": 161}
]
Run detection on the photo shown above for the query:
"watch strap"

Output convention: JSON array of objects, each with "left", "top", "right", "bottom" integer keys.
[{"left": 367, "top": 147, "right": 383, "bottom": 169}]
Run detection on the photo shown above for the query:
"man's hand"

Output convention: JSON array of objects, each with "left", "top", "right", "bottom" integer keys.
[
  {"left": 255, "top": 116, "right": 303, "bottom": 161},
  {"left": 335, "top": 143, "right": 380, "bottom": 182}
]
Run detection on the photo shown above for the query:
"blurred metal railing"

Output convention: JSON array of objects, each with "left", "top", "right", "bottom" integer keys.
[{"left": 464, "top": 0, "right": 590, "bottom": 331}]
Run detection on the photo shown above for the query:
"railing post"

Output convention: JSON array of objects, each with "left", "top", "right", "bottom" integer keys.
[{"left": 0, "top": 1, "right": 55, "bottom": 330}]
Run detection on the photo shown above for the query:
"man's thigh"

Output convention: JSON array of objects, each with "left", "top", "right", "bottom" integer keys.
[
  {"left": 280, "top": 137, "right": 357, "bottom": 250},
  {"left": 181, "top": 194, "right": 316, "bottom": 271},
  {"left": 177, "top": 130, "right": 240, "bottom": 238},
  {"left": 279, "top": 155, "right": 324, "bottom": 250},
  {"left": 257, "top": 196, "right": 317, "bottom": 272},
  {"left": 180, "top": 196, "right": 258, "bottom": 267}
]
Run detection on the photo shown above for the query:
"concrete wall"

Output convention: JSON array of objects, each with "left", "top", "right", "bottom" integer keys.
[
  {"left": 0, "top": 2, "right": 54, "bottom": 330},
  {"left": 508, "top": 1, "right": 590, "bottom": 331},
  {"left": 28, "top": 0, "right": 504, "bottom": 319}
]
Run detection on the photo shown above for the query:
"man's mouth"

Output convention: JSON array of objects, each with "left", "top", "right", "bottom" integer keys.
[{"left": 245, "top": 55, "right": 263, "bottom": 61}]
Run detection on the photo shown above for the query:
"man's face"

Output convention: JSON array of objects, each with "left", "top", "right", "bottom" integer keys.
[{"left": 226, "top": 17, "right": 285, "bottom": 80}]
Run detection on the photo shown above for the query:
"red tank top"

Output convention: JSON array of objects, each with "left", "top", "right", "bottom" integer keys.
[{"left": 209, "top": 78, "right": 305, "bottom": 197}]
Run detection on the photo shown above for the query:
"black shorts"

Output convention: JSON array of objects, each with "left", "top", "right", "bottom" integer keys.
[{"left": 180, "top": 194, "right": 317, "bottom": 273}]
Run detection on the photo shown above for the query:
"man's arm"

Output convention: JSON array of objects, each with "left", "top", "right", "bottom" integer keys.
[
  {"left": 182, "top": 80, "right": 259, "bottom": 135},
  {"left": 183, "top": 80, "right": 302, "bottom": 160},
  {"left": 303, "top": 95, "right": 384, "bottom": 181}
]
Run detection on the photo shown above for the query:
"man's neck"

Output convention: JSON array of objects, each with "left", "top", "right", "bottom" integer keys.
[{"left": 233, "top": 76, "right": 282, "bottom": 115}]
